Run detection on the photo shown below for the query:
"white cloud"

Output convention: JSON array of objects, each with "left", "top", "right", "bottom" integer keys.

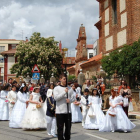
[{"left": 0, "top": 0, "right": 99, "bottom": 56}]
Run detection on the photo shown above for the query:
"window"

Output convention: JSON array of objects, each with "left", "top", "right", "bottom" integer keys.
[
  {"left": 89, "top": 53, "right": 93, "bottom": 58},
  {"left": 112, "top": 0, "right": 117, "bottom": 24},
  {"left": 1, "top": 68, "right": 4, "bottom": 73},
  {"left": 104, "top": 0, "right": 109, "bottom": 9},
  {"left": 11, "top": 44, "right": 16, "bottom": 49},
  {"left": 0, "top": 57, "right": 4, "bottom": 63},
  {"left": 0, "top": 46, "right": 5, "bottom": 53}
]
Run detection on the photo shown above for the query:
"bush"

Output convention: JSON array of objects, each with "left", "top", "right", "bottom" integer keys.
[{"left": 68, "top": 75, "right": 76, "bottom": 82}]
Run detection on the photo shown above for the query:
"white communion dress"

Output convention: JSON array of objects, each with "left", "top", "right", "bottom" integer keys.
[
  {"left": 0, "top": 90, "right": 9, "bottom": 120},
  {"left": 9, "top": 91, "right": 28, "bottom": 128},
  {"left": 84, "top": 96, "right": 105, "bottom": 129},
  {"left": 21, "top": 92, "right": 47, "bottom": 129},
  {"left": 71, "top": 90, "right": 82, "bottom": 123},
  {"left": 99, "top": 95, "right": 136, "bottom": 132}
]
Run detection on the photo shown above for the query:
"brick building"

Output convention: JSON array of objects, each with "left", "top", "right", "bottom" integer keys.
[
  {"left": 95, "top": 0, "right": 140, "bottom": 54},
  {"left": 67, "top": 24, "right": 102, "bottom": 79}
]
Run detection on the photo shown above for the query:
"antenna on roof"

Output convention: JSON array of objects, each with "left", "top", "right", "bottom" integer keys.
[{"left": 21, "top": 30, "right": 24, "bottom": 40}]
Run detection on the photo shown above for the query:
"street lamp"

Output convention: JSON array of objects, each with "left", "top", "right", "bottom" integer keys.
[
  {"left": 62, "top": 47, "right": 70, "bottom": 130},
  {"left": 62, "top": 48, "right": 68, "bottom": 86}
]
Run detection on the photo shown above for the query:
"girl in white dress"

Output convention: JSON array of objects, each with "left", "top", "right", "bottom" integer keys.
[
  {"left": 99, "top": 89, "right": 136, "bottom": 133},
  {"left": 71, "top": 83, "right": 82, "bottom": 123},
  {"left": 84, "top": 88, "right": 104, "bottom": 129},
  {"left": 21, "top": 87, "right": 47, "bottom": 129},
  {"left": 0, "top": 84, "right": 10, "bottom": 120},
  {"left": 9, "top": 83, "right": 29, "bottom": 128}
]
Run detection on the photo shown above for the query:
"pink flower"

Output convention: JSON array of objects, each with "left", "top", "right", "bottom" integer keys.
[{"left": 5, "top": 100, "right": 9, "bottom": 103}]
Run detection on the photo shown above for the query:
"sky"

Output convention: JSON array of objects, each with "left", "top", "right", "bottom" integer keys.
[{"left": 0, "top": 0, "right": 99, "bottom": 56}]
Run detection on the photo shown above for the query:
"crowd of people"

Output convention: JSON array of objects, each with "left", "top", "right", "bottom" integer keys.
[{"left": 0, "top": 76, "right": 136, "bottom": 140}]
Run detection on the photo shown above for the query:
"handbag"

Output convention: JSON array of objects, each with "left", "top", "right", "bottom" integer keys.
[
  {"left": 36, "top": 104, "right": 42, "bottom": 108},
  {"left": 123, "top": 97, "right": 129, "bottom": 107},
  {"left": 88, "top": 106, "right": 96, "bottom": 118},
  {"left": 108, "top": 108, "right": 116, "bottom": 117}
]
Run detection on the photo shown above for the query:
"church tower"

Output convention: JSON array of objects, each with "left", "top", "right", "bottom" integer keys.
[{"left": 75, "top": 24, "right": 87, "bottom": 63}]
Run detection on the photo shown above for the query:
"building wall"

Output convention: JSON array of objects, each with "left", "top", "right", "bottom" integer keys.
[
  {"left": 8, "top": 56, "right": 15, "bottom": 74},
  {"left": 81, "top": 62, "right": 101, "bottom": 79},
  {"left": 96, "top": 0, "right": 140, "bottom": 54},
  {"left": 93, "top": 40, "right": 99, "bottom": 56}
]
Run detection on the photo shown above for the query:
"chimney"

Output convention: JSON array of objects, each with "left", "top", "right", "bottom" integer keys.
[
  {"left": 59, "top": 41, "right": 62, "bottom": 52},
  {"left": 25, "top": 37, "right": 28, "bottom": 42}
]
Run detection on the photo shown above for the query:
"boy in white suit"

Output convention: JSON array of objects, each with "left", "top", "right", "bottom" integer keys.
[
  {"left": 7, "top": 85, "right": 17, "bottom": 117},
  {"left": 80, "top": 88, "right": 89, "bottom": 127}
]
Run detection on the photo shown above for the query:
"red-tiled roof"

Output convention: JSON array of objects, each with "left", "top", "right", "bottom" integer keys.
[
  {"left": 67, "top": 65, "right": 76, "bottom": 70},
  {"left": 1, "top": 49, "right": 16, "bottom": 55},
  {"left": 80, "top": 53, "right": 102, "bottom": 66},
  {"left": 0, "top": 39, "right": 17, "bottom": 41},
  {"left": 86, "top": 44, "right": 93, "bottom": 49}
]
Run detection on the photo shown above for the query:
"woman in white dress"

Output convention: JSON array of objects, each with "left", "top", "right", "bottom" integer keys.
[
  {"left": 21, "top": 87, "right": 47, "bottom": 129},
  {"left": 71, "top": 83, "right": 82, "bottom": 123},
  {"left": 9, "top": 83, "right": 29, "bottom": 128},
  {"left": 99, "top": 89, "right": 136, "bottom": 133},
  {"left": 84, "top": 88, "right": 104, "bottom": 129},
  {"left": 0, "top": 84, "right": 10, "bottom": 120}
]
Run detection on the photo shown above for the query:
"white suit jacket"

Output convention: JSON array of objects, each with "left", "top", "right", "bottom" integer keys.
[{"left": 7, "top": 90, "right": 17, "bottom": 107}]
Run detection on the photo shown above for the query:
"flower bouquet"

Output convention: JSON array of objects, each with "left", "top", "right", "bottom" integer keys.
[
  {"left": 5, "top": 100, "right": 9, "bottom": 103},
  {"left": 74, "top": 101, "right": 80, "bottom": 106}
]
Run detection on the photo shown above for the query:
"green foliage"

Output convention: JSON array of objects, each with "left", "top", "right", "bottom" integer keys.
[
  {"left": 10, "top": 32, "right": 63, "bottom": 79},
  {"left": 68, "top": 75, "right": 76, "bottom": 82},
  {"left": 101, "top": 38, "right": 140, "bottom": 76},
  {"left": 92, "top": 76, "right": 97, "bottom": 82}
]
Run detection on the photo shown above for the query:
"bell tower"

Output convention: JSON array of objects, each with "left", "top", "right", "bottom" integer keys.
[{"left": 75, "top": 24, "right": 87, "bottom": 63}]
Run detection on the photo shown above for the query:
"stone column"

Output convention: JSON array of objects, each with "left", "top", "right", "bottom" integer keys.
[
  {"left": 40, "top": 75, "right": 45, "bottom": 83},
  {"left": 50, "top": 73, "right": 56, "bottom": 84},
  {"left": 78, "top": 69, "right": 85, "bottom": 86}
]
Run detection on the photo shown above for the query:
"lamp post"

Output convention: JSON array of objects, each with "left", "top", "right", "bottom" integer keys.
[
  {"left": 62, "top": 48, "right": 68, "bottom": 86},
  {"left": 62, "top": 47, "right": 70, "bottom": 133},
  {"left": 25, "top": 72, "right": 31, "bottom": 84}
]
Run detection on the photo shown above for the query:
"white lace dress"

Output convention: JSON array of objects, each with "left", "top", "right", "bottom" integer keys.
[
  {"left": 84, "top": 96, "right": 105, "bottom": 129},
  {"left": 9, "top": 91, "right": 28, "bottom": 128},
  {"left": 99, "top": 95, "right": 136, "bottom": 132},
  {"left": 21, "top": 92, "right": 47, "bottom": 129},
  {"left": 0, "top": 90, "right": 9, "bottom": 120},
  {"left": 71, "top": 90, "right": 82, "bottom": 123}
]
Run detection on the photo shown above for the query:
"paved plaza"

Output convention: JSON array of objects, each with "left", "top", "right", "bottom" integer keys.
[{"left": 0, "top": 119, "right": 140, "bottom": 140}]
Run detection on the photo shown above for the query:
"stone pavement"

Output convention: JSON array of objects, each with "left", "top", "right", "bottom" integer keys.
[{"left": 0, "top": 120, "right": 140, "bottom": 140}]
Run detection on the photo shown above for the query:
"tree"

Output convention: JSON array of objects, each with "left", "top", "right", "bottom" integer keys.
[
  {"left": 101, "top": 38, "right": 140, "bottom": 77},
  {"left": 68, "top": 75, "right": 76, "bottom": 82},
  {"left": 10, "top": 32, "right": 63, "bottom": 80}
]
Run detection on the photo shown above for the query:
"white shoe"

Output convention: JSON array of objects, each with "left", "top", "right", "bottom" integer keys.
[
  {"left": 48, "top": 133, "right": 52, "bottom": 136},
  {"left": 82, "top": 122, "right": 84, "bottom": 127},
  {"left": 111, "top": 130, "right": 114, "bottom": 133},
  {"left": 124, "top": 130, "right": 127, "bottom": 133},
  {"left": 52, "top": 134, "right": 57, "bottom": 137}
]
